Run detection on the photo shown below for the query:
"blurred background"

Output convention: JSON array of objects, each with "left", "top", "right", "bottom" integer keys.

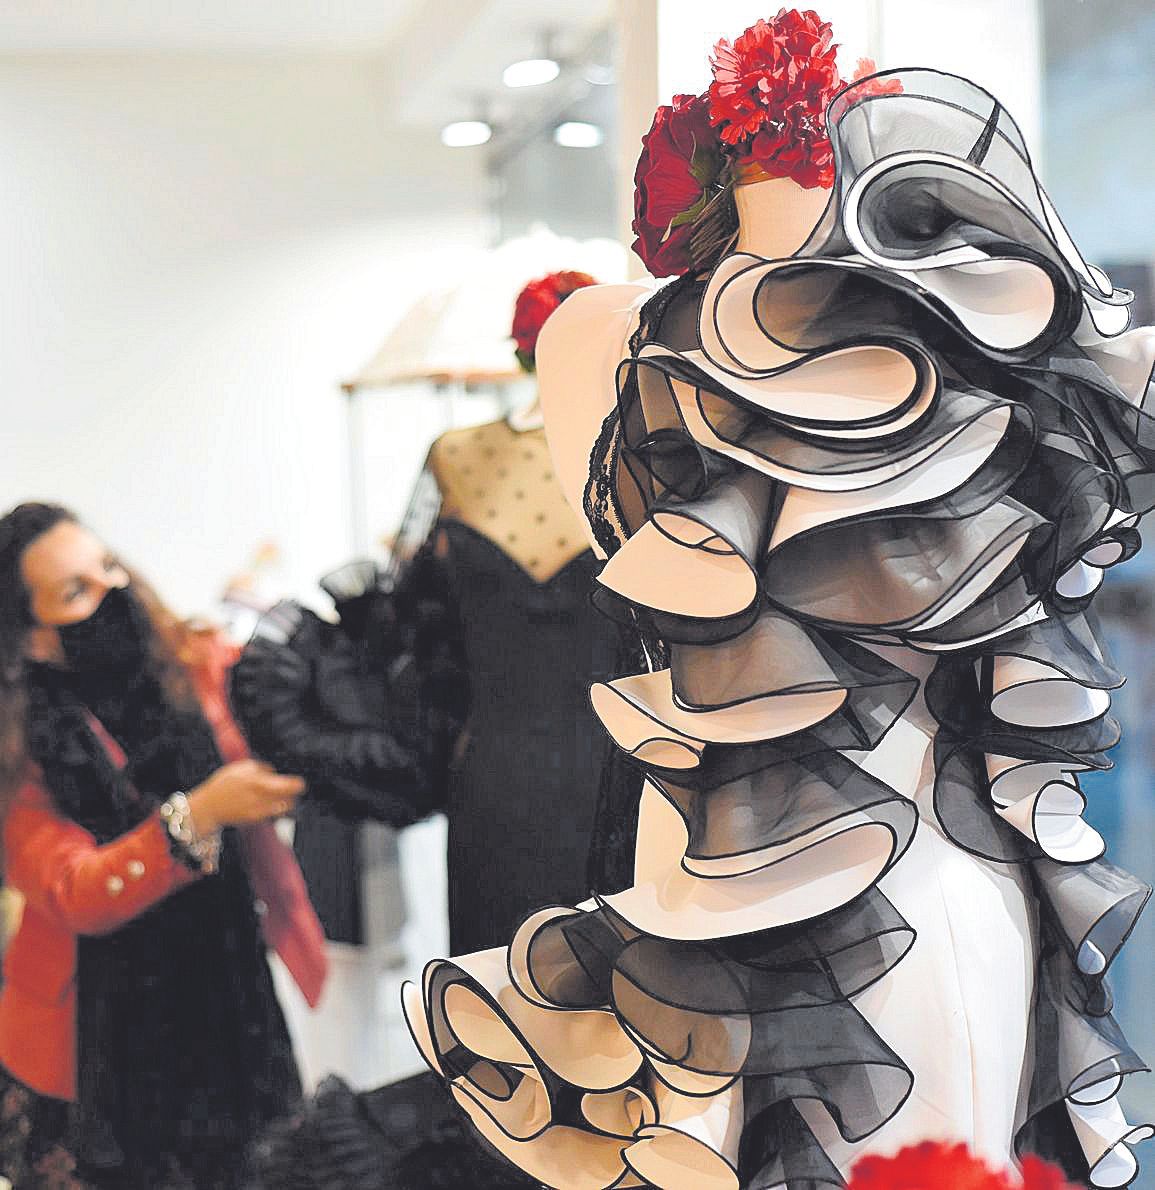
[{"left": 0, "top": 0, "right": 1151, "bottom": 1178}]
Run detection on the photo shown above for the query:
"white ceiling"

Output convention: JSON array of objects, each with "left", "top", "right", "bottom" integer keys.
[
  {"left": 0, "top": 0, "right": 463, "bottom": 53},
  {"left": 386, "top": 0, "right": 613, "bottom": 124},
  {"left": 0, "top": 0, "right": 614, "bottom": 129},
  {"left": 0, "top": 0, "right": 608, "bottom": 56},
  {"left": 0, "top": 0, "right": 420, "bottom": 52}
]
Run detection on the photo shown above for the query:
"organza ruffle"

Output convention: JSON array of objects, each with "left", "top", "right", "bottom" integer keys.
[{"left": 404, "top": 67, "right": 1153, "bottom": 1188}]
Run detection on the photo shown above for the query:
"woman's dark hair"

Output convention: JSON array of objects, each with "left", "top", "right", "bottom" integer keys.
[{"left": 0, "top": 501, "right": 200, "bottom": 807}]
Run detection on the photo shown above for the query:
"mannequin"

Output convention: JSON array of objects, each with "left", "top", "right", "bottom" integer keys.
[
  {"left": 733, "top": 173, "right": 830, "bottom": 258},
  {"left": 417, "top": 413, "right": 612, "bottom": 952},
  {"left": 427, "top": 412, "right": 587, "bottom": 588},
  {"left": 544, "top": 174, "right": 1038, "bottom": 1173},
  {"left": 402, "top": 46, "right": 1152, "bottom": 1190}
]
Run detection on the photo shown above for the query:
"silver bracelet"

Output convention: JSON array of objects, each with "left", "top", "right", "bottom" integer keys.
[{"left": 160, "top": 792, "right": 221, "bottom": 875}]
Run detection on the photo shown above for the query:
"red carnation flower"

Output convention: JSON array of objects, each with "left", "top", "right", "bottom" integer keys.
[
  {"left": 847, "top": 1142, "right": 1079, "bottom": 1190},
  {"left": 707, "top": 7, "right": 842, "bottom": 190},
  {"left": 511, "top": 270, "right": 598, "bottom": 372},
  {"left": 628, "top": 9, "right": 908, "bottom": 273},
  {"left": 631, "top": 91, "right": 722, "bottom": 277},
  {"left": 850, "top": 57, "right": 905, "bottom": 101},
  {"left": 1018, "top": 1155, "right": 1082, "bottom": 1190}
]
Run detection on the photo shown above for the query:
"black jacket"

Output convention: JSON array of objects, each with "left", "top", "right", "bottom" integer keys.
[{"left": 229, "top": 553, "right": 468, "bottom": 943}]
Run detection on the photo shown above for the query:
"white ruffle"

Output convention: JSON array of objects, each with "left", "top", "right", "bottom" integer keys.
[
  {"left": 1066, "top": 1086, "right": 1155, "bottom": 1189},
  {"left": 591, "top": 669, "right": 846, "bottom": 751},
  {"left": 403, "top": 936, "right": 774, "bottom": 1190}
]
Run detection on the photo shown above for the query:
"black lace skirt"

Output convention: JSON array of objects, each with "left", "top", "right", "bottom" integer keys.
[
  {"left": 0, "top": 1064, "right": 272, "bottom": 1190},
  {"left": 0, "top": 1068, "right": 84, "bottom": 1190}
]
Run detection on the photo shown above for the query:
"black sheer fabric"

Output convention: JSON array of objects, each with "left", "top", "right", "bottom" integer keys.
[{"left": 585, "top": 622, "right": 650, "bottom": 897}]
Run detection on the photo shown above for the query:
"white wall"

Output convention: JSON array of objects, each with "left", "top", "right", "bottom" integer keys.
[
  {"left": 879, "top": 0, "right": 1041, "bottom": 156},
  {"left": 655, "top": 0, "right": 875, "bottom": 101},
  {"left": 647, "top": 0, "right": 1040, "bottom": 143},
  {"left": 0, "top": 52, "right": 486, "bottom": 615},
  {"left": 1043, "top": 0, "right": 1155, "bottom": 263}
]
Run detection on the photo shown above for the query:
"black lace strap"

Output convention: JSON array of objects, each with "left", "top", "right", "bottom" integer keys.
[{"left": 383, "top": 464, "right": 444, "bottom": 588}]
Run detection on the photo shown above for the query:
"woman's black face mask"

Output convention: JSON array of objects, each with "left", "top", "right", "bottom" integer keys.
[{"left": 57, "top": 585, "right": 152, "bottom": 678}]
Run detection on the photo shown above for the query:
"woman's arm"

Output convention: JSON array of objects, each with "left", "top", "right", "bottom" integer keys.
[{"left": 4, "top": 780, "right": 201, "bottom": 936}]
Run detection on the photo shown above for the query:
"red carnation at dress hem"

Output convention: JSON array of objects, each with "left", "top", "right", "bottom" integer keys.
[{"left": 847, "top": 1141, "right": 1080, "bottom": 1190}]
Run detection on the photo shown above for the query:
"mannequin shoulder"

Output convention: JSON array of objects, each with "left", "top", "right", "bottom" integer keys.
[
  {"left": 536, "top": 282, "right": 654, "bottom": 540},
  {"left": 428, "top": 418, "right": 520, "bottom": 489},
  {"left": 426, "top": 422, "right": 473, "bottom": 477},
  {"left": 537, "top": 282, "right": 654, "bottom": 361}
]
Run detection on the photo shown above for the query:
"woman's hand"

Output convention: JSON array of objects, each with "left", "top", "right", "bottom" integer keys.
[{"left": 186, "top": 760, "right": 304, "bottom": 836}]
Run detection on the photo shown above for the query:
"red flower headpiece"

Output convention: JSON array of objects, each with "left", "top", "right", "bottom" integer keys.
[
  {"left": 847, "top": 1141, "right": 1079, "bottom": 1190},
  {"left": 708, "top": 9, "right": 841, "bottom": 189},
  {"left": 630, "top": 92, "right": 722, "bottom": 280},
  {"left": 629, "top": 7, "right": 903, "bottom": 278},
  {"left": 511, "top": 270, "right": 598, "bottom": 373}
]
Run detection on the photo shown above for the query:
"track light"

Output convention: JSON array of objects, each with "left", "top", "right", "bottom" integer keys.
[
  {"left": 554, "top": 121, "right": 604, "bottom": 148},
  {"left": 440, "top": 120, "right": 493, "bottom": 148},
  {"left": 504, "top": 30, "right": 561, "bottom": 89},
  {"left": 502, "top": 57, "right": 560, "bottom": 88}
]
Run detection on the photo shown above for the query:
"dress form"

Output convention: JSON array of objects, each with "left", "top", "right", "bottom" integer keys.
[
  {"left": 424, "top": 412, "right": 623, "bottom": 957},
  {"left": 428, "top": 416, "right": 588, "bottom": 585},
  {"left": 733, "top": 175, "right": 830, "bottom": 259}
]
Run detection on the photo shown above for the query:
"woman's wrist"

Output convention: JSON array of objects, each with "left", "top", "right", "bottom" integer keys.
[
  {"left": 160, "top": 792, "right": 221, "bottom": 874},
  {"left": 185, "top": 788, "right": 220, "bottom": 837}
]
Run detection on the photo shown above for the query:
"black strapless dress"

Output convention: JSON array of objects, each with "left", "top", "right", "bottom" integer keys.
[{"left": 439, "top": 520, "right": 617, "bottom": 954}]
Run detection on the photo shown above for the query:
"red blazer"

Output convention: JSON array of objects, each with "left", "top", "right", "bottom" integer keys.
[{"left": 0, "top": 636, "right": 326, "bottom": 1102}]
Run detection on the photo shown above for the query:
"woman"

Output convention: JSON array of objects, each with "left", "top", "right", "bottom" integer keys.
[{"left": 0, "top": 502, "right": 326, "bottom": 1190}]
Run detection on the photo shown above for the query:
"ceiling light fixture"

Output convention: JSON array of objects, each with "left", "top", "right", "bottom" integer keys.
[
  {"left": 554, "top": 121, "right": 604, "bottom": 148},
  {"left": 440, "top": 120, "right": 493, "bottom": 148},
  {"left": 502, "top": 56, "right": 560, "bottom": 88},
  {"left": 583, "top": 64, "right": 615, "bottom": 86},
  {"left": 504, "top": 30, "right": 560, "bottom": 89}
]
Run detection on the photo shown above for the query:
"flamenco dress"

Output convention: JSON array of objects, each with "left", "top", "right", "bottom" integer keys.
[{"left": 401, "top": 69, "right": 1155, "bottom": 1189}]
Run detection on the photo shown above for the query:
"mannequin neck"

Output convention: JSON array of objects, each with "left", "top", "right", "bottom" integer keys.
[{"left": 734, "top": 175, "right": 830, "bottom": 259}]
